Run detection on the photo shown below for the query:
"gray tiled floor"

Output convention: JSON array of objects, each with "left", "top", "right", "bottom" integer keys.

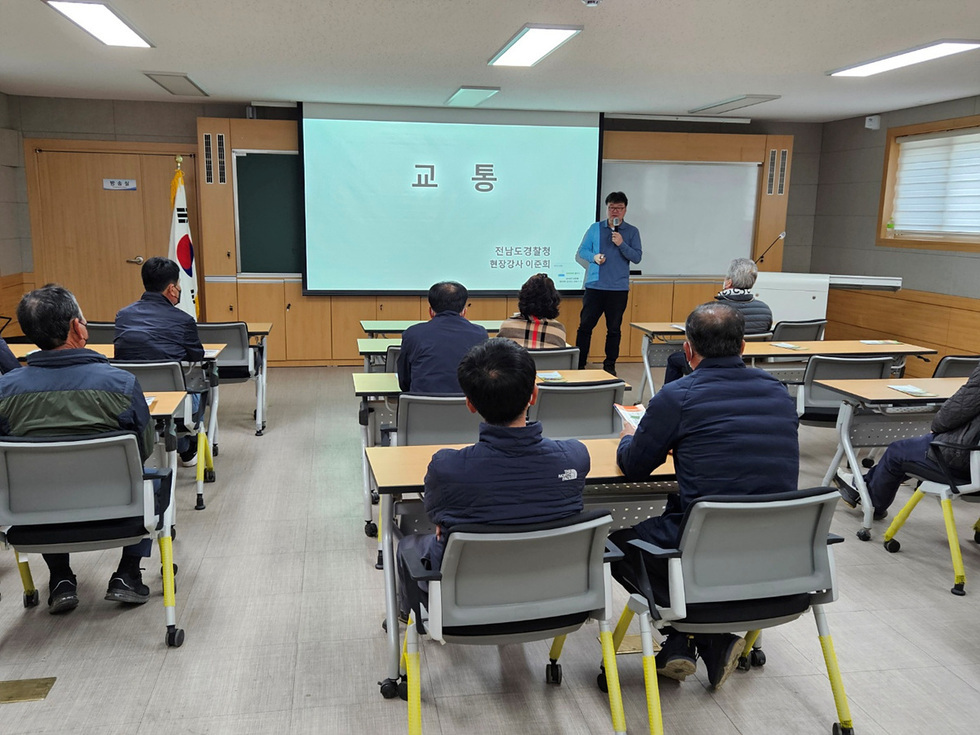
[{"left": 1, "top": 363, "right": 979, "bottom": 734}]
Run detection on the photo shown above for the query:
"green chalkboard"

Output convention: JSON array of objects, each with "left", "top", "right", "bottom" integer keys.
[{"left": 235, "top": 152, "right": 304, "bottom": 273}]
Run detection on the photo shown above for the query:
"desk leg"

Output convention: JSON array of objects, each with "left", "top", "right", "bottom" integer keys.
[
  {"left": 637, "top": 334, "right": 653, "bottom": 404},
  {"left": 832, "top": 402, "right": 875, "bottom": 541},
  {"left": 208, "top": 383, "right": 220, "bottom": 456},
  {"left": 380, "top": 493, "right": 403, "bottom": 697},
  {"left": 360, "top": 398, "right": 378, "bottom": 538},
  {"left": 255, "top": 337, "right": 267, "bottom": 436}
]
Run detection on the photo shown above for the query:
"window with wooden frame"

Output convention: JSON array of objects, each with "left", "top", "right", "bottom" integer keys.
[{"left": 878, "top": 114, "right": 980, "bottom": 252}]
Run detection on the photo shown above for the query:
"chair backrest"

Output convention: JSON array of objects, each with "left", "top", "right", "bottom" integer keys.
[
  {"left": 675, "top": 488, "right": 839, "bottom": 605},
  {"left": 932, "top": 355, "right": 980, "bottom": 379},
  {"left": 772, "top": 319, "right": 827, "bottom": 342},
  {"left": 196, "top": 322, "right": 253, "bottom": 380},
  {"left": 527, "top": 346, "right": 579, "bottom": 371},
  {"left": 396, "top": 394, "right": 482, "bottom": 446},
  {"left": 743, "top": 331, "right": 773, "bottom": 342},
  {"left": 797, "top": 355, "right": 893, "bottom": 421},
  {"left": 85, "top": 321, "right": 116, "bottom": 344},
  {"left": 111, "top": 361, "right": 186, "bottom": 393},
  {"left": 528, "top": 381, "right": 626, "bottom": 439},
  {"left": 385, "top": 344, "right": 401, "bottom": 374},
  {"left": 435, "top": 511, "right": 612, "bottom": 639},
  {"left": 0, "top": 433, "right": 146, "bottom": 527}
]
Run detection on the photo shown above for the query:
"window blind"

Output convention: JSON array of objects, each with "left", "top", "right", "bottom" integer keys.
[{"left": 892, "top": 129, "right": 980, "bottom": 237}]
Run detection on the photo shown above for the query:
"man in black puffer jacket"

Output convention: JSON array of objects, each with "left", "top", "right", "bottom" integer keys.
[
  {"left": 664, "top": 258, "right": 772, "bottom": 383},
  {"left": 836, "top": 361, "right": 980, "bottom": 516}
]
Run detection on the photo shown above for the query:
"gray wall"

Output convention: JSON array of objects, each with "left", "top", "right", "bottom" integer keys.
[
  {"left": 813, "top": 95, "right": 980, "bottom": 298},
  {"left": 0, "top": 92, "right": 30, "bottom": 275}
]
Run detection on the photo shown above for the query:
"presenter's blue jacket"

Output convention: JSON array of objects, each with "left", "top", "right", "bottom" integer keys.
[
  {"left": 578, "top": 219, "right": 642, "bottom": 291},
  {"left": 617, "top": 355, "right": 799, "bottom": 548},
  {"left": 397, "top": 311, "right": 488, "bottom": 394}
]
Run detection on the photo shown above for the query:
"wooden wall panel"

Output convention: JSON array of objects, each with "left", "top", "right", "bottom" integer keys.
[
  {"left": 464, "top": 298, "right": 507, "bottom": 321},
  {"left": 0, "top": 273, "right": 34, "bottom": 337},
  {"left": 752, "top": 135, "right": 793, "bottom": 272},
  {"left": 671, "top": 282, "right": 721, "bottom": 322},
  {"left": 202, "top": 280, "right": 239, "bottom": 321},
  {"left": 236, "top": 280, "right": 286, "bottom": 361},
  {"left": 284, "top": 282, "right": 331, "bottom": 360},
  {"left": 377, "top": 296, "right": 422, "bottom": 321},
  {"left": 331, "top": 296, "right": 376, "bottom": 361},
  {"left": 602, "top": 131, "right": 766, "bottom": 163},
  {"left": 947, "top": 309, "right": 980, "bottom": 353},
  {"left": 229, "top": 119, "right": 298, "bottom": 151},
  {"left": 197, "top": 118, "right": 237, "bottom": 277}
]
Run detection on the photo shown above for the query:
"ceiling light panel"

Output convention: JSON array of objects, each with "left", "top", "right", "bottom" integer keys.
[
  {"left": 830, "top": 40, "right": 980, "bottom": 77},
  {"left": 145, "top": 72, "right": 208, "bottom": 97},
  {"left": 688, "top": 95, "right": 781, "bottom": 115},
  {"left": 445, "top": 87, "right": 500, "bottom": 107},
  {"left": 46, "top": 1, "right": 151, "bottom": 47},
  {"left": 489, "top": 25, "right": 583, "bottom": 67}
]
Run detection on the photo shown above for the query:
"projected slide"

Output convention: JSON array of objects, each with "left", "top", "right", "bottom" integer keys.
[{"left": 303, "top": 116, "right": 599, "bottom": 294}]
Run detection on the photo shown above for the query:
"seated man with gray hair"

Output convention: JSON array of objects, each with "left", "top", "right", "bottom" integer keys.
[{"left": 664, "top": 257, "right": 773, "bottom": 383}]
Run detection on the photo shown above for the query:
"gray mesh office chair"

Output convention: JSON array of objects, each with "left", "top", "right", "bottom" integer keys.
[
  {"left": 528, "top": 381, "right": 626, "bottom": 439},
  {"left": 385, "top": 344, "right": 401, "bottom": 374},
  {"left": 395, "top": 394, "right": 482, "bottom": 446},
  {"left": 797, "top": 355, "right": 893, "bottom": 426},
  {"left": 605, "top": 488, "right": 853, "bottom": 734},
  {"left": 402, "top": 510, "right": 627, "bottom": 734},
  {"left": 0, "top": 433, "right": 184, "bottom": 647},
  {"left": 85, "top": 321, "right": 116, "bottom": 344},
  {"left": 932, "top": 355, "right": 980, "bottom": 378},
  {"left": 527, "top": 346, "right": 579, "bottom": 371},
  {"left": 196, "top": 322, "right": 260, "bottom": 449},
  {"left": 760, "top": 318, "right": 828, "bottom": 382}
]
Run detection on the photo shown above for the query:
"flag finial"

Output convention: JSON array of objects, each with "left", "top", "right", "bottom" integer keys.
[{"left": 175, "top": 154, "right": 183, "bottom": 171}]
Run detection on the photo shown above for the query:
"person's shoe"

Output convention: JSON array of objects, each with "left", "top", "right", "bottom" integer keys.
[
  {"left": 655, "top": 633, "right": 697, "bottom": 681},
  {"left": 833, "top": 469, "right": 861, "bottom": 509},
  {"left": 697, "top": 634, "right": 745, "bottom": 690},
  {"left": 105, "top": 569, "right": 150, "bottom": 604},
  {"left": 178, "top": 446, "right": 197, "bottom": 467},
  {"left": 873, "top": 507, "right": 888, "bottom": 521},
  {"left": 47, "top": 575, "right": 79, "bottom": 614},
  {"left": 603, "top": 364, "right": 617, "bottom": 376}
]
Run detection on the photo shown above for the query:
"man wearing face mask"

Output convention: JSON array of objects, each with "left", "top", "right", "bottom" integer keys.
[
  {"left": 575, "top": 191, "right": 642, "bottom": 375},
  {"left": 115, "top": 257, "right": 205, "bottom": 465}
]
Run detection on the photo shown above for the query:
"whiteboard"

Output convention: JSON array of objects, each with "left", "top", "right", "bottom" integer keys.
[{"left": 602, "top": 161, "right": 760, "bottom": 276}]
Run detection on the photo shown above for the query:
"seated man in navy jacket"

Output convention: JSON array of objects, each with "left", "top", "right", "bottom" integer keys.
[
  {"left": 115, "top": 257, "right": 205, "bottom": 465},
  {"left": 396, "top": 281, "right": 488, "bottom": 394},
  {"left": 611, "top": 302, "right": 799, "bottom": 690},
  {"left": 396, "top": 338, "right": 590, "bottom": 619}
]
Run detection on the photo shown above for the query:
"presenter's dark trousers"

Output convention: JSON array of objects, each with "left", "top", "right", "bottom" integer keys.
[{"left": 576, "top": 287, "right": 630, "bottom": 372}]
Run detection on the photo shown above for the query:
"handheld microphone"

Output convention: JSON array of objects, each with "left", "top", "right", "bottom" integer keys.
[
  {"left": 612, "top": 217, "right": 621, "bottom": 232},
  {"left": 755, "top": 231, "right": 786, "bottom": 264}
]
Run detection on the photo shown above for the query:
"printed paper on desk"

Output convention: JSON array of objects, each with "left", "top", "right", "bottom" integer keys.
[
  {"left": 670, "top": 324, "right": 686, "bottom": 331},
  {"left": 536, "top": 371, "right": 565, "bottom": 382},
  {"left": 888, "top": 384, "right": 938, "bottom": 398},
  {"left": 772, "top": 342, "right": 807, "bottom": 350},
  {"left": 615, "top": 403, "right": 646, "bottom": 429},
  {"left": 861, "top": 340, "right": 901, "bottom": 345},
  {"left": 145, "top": 396, "right": 156, "bottom": 406}
]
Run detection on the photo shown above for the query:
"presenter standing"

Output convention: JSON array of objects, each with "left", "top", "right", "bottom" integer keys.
[{"left": 575, "top": 191, "right": 642, "bottom": 374}]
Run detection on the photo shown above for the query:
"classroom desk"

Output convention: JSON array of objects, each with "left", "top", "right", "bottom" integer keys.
[
  {"left": 741, "top": 340, "right": 936, "bottom": 361},
  {"left": 353, "top": 369, "right": 627, "bottom": 537},
  {"left": 816, "top": 376, "right": 966, "bottom": 541},
  {"left": 147, "top": 391, "right": 187, "bottom": 478},
  {"left": 9, "top": 343, "right": 227, "bottom": 361},
  {"left": 366, "top": 438, "right": 677, "bottom": 697},
  {"left": 360, "top": 319, "right": 501, "bottom": 337},
  {"left": 357, "top": 338, "right": 402, "bottom": 372},
  {"left": 244, "top": 322, "right": 272, "bottom": 436},
  {"left": 629, "top": 322, "right": 686, "bottom": 402}
]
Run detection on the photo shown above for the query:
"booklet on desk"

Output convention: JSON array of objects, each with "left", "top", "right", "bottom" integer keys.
[{"left": 615, "top": 403, "right": 646, "bottom": 429}]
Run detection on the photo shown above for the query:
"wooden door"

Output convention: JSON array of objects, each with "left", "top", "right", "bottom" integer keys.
[
  {"left": 285, "top": 282, "right": 332, "bottom": 360},
  {"left": 237, "top": 281, "right": 286, "bottom": 361},
  {"left": 26, "top": 141, "right": 199, "bottom": 322}
]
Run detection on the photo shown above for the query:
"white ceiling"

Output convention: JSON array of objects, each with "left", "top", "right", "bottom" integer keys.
[{"left": 3, "top": 0, "right": 980, "bottom": 122}]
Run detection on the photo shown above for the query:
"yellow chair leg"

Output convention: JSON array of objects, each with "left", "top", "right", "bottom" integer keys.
[
  {"left": 159, "top": 535, "right": 176, "bottom": 609},
  {"left": 599, "top": 620, "right": 627, "bottom": 735},
  {"left": 741, "top": 629, "right": 761, "bottom": 656},
  {"left": 611, "top": 605, "right": 635, "bottom": 652},
  {"left": 549, "top": 634, "right": 567, "bottom": 662},
  {"left": 638, "top": 613, "right": 665, "bottom": 735},
  {"left": 813, "top": 605, "right": 853, "bottom": 732},
  {"left": 883, "top": 488, "right": 924, "bottom": 542},
  {"left": 941, "top": 498, "right": 966, "bottom": 594},
  {"left": 406, "top": 621, "right": 422, "bottom": 735},
  {"left": 16, "top": 550, "right": 36, "bottom": 596}
]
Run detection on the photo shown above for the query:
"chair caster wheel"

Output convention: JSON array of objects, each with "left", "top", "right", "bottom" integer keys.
[
  {"left": 376, "top": 550, "right": 384, "bottom": 570},
  {"left": 379, "top": 678, "right": 399, "bottom": 699},
  {"left": 545, "top": 661, "right": 562, "bottom": 685},
  {"left": 398, "top": 679, "right": 408, "bottom": 701},
  {"left": 195, "top": 494, "right": 206, "bottom": 510},
  {"left": 166, "top": 627, "right": 185, "bottom": 647},
  {"left": 861, "top": 457, "right": 875, "bottom": 469},
  {"left": 364, "top": 521, "right": 378, "bottom": 537},
  {"left": 737, "top": 655, "right": 751, "bottom": 671},
  {"left": 750, "top": 649, "right": 766, "bottom": 667},
  {"left": 204, "top": 468, "right": 216, "bottom": 483},
  {"left": 596, "top": 671, "right": 607, "bottom": 693},
  {"left": 255, "top": 430, "right": 263, "bottom": 436},
  {"left": 170, "top": 525, "right": 177, "bottom": 541},
  {"left": 24, "top": 589, "right": 39, "bottom": 608},
  {"left": 372, "top": 490, "right": 380, "bottom": 505},
  {"left": 974, "top": 530, "right": 980, "bottom": 545},
  {"left": 212, "top": 444, "right": 219, "bottom": 457},
  {"left": 951, "top": 583, "right": 966, "bottom": 596},
  {"left": 856, "top": 528, "right": 871, "bottom": 542},
  {"left": 832, "top": 723, "right": 854, "bottom": 734},
  {"left": 883, "top": 539, "right": 900, "bottom": 553}
]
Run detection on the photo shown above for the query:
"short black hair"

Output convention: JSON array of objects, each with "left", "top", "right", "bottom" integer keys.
[
  {"left": 518, "top": 273, "right": 560, "bottom": 320},
  {"left": 17, "top": 283, "right": 84, "bottom": 350},
  {"left": 142, "top": 257, "right": 180, "bottom": 293},
  {"left": 457, "top": 338, "right": 536, "bottom": 425},
  {"left": 605, "top": 191, "right": 628, "bottom": 206},
  {"left": 428, "top": 281, "right": 468, "bottom": 314},
  {"left": 685, "top": 302, "right": 745, "bottom": 359}
]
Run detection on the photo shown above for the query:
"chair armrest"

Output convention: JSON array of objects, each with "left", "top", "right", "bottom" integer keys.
[
  {"left": 925, "top": 440, "right": 980, "bottom": 493},
  {"left": 628, "top": 538, "right": 682, "bottom": 559},
  {"left": 401, "top": 544, "right": 443, "bottom": 583},
  {"left": 827, "top": 533, "right": 845, "bottom": 545},
  {"left": 604, "top": 539, "right": 625, "bottom": 563},
  {"left": 928, "top": 440, "right": 980, "bottom": 453}
]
